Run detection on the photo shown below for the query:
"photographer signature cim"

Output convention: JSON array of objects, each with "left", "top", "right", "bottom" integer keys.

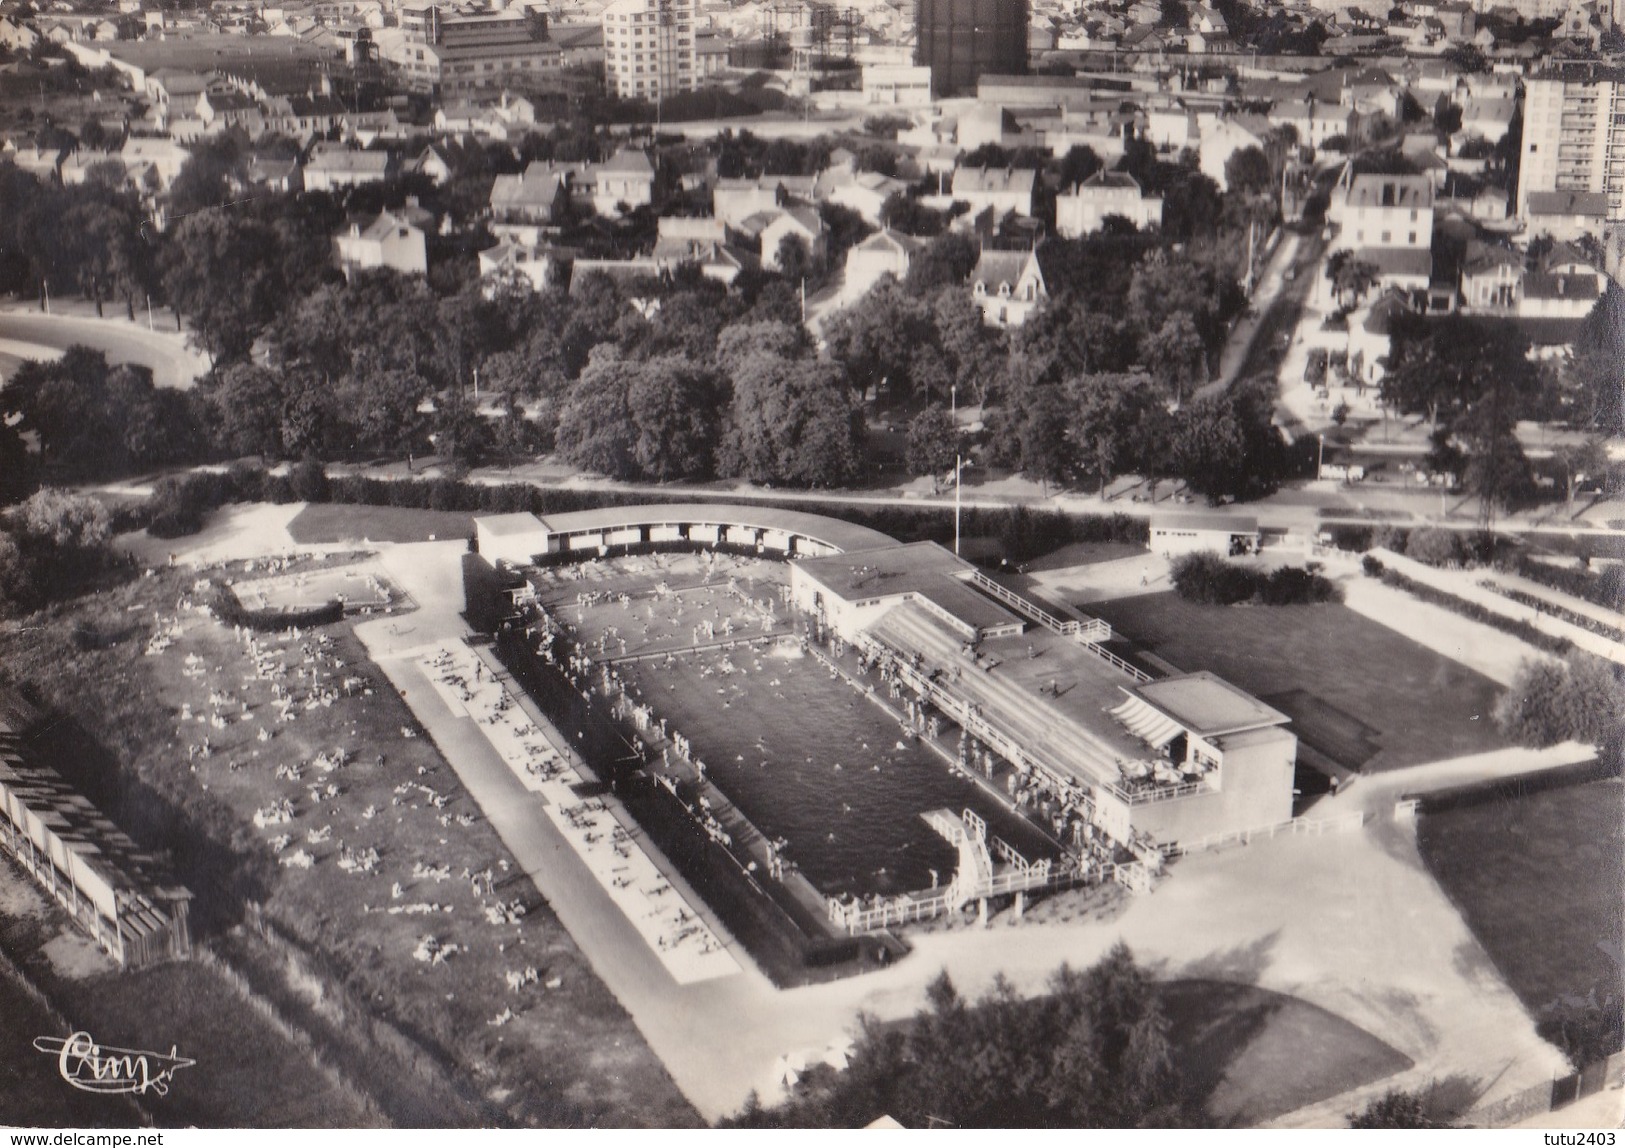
[{"left": 32, "top": 1032, "right": 195, "bottom": 1097}]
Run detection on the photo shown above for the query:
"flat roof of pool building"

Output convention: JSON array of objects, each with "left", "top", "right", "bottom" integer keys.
[
  {"left": 490, "top": 504, "right": 900, "bottom": 554},
  {"left": 796, "top": 541, "right": 1023, "bottom": 635}
]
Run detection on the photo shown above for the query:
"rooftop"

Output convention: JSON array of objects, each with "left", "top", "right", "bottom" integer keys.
[
  {"left": 1131, "top": 672, "right": 1291, "bottom": 738},
  {"left": 527, "top": 504, "right": 898, "bottom": 554}
]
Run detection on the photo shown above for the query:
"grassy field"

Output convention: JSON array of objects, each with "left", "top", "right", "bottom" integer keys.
[
  {"left": 1161, "top": 979, "right": 1413, "bottom": 1126},
  {"left": 287, "top": 504, "right": 477, "bottom": 545},
  {"left": 1417, "top": 777, "right": 1625, "bottom": 1061},
  {"left": 0, "top": 560, "right": 696, "bottom": 1128},
  {"left": 1087, "top": 593, "right": 1509, "bottom": 773}
]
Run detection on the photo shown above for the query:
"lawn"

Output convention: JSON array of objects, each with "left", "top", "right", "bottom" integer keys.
[
  {"left": 0, "top": 560, "right": 696, "bottom": 1128},
  {"left": 1417, "top": 777, "right": 1624, "bottom": 1060},
  {"left": 287, "top": 503, "right": 477, "bottom": 545},
  {"left": 1087, "top": 593, "right": 1509, "bottom": 773},
  {"left": 1161, "top": 979, "right": 1413, "bottom": 1126}
]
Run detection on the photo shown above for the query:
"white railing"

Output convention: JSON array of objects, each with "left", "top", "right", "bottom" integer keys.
[
  {"left": 1160, "top": 810, "right": 1367, "bottom": 858},
  {"left": 968, "top": 571, "right": 1112, "bottom": 643},
  {"left": 1079, "top": 642, "right": 1155, "bottom": 683},
  {"left": 1102, "top": 776, "right": 1210, "bottom": 805}
]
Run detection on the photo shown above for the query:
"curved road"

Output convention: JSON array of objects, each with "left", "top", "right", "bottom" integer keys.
[{"left": 0, "top": 303, "right": 210, "bottom": 389}]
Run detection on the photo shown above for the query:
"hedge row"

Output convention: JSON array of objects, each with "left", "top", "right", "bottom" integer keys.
[
  {"left": 142, "top": 464, "right": 1152, "bottom": 563},
  {"left": 1511, "top": 554, "right": 1625, "bottom": 613},
  {"left": 1489, "top": 585, "right": 1625, "bottom": 645},
  {"left": 1376, "top": 569, "right": 1573, "bottom": 656}
]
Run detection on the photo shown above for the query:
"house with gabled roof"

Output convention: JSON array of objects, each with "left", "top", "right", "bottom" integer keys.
[
  {"left": 334, "top": 208, "right": 428, "bottom": 279},
  {"left": 843, "top": 229, "right": 924, "bottom": 301},
  {"left": 971, "top": 247, "right": 1046, "bottom": 328},
  {"left": 951, "top": 165, "right": 1036, "bottom": 218},
  {"left": 591, "top": 148, "right": 655, "bottom": 216},
  {"left": 1056, "top": 170, "right": 1163, "bottom": 237}
]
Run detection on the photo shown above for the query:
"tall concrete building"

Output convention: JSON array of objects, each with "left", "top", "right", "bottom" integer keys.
[
  {"left": 1518, "top": 65, "right": 1625, "bottom": 225},
  {"left": 601, "top": 0, "right": 698, "bottom": 101},
  {"left": 914, "top": 0, "right": 1028, "bottom": 99},
  {"left": 389, "top": 6, "right": 560, "bottom": 96}
]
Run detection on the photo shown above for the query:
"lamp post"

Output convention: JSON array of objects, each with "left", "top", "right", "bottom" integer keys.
[{"left": 1316, "top": 433, "right": 1324, "bottom": 481}]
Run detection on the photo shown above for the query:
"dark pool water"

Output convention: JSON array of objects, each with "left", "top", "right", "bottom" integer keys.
[{"left": 620, "top": 643, "right": 1058, "bottom": 899}]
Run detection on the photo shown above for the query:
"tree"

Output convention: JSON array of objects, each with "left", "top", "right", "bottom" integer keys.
[
  {"left": 1349, "top": 1088, "right": 1441, "bottom": 1129},
  {"left": 1171, "top": 381, "right": 1286, "bottom": 503},
  {"left": 904, "top": 232, "right": 980, "bottom": 296},
  {"left": 721, "top": 353, "right": 865, "bottom": 488},
  {"left": 162, "top": 209, "right": 286, "bottom": 363},
  {"left": 1433, "top": 96, "right": 1463, "bottom": 139},
  {"left": 1223, "top": 146, "right": 1273, "bottom": 196},
  {"left": 1325, "top": 250, "right": 1380, "bottom": 309},
  {"left": 1143, "top": 312, "right": 1206, "bottom": 403},
  {"left": 627, "top": 357, "right": 724, "bottom": 481},
  {"left": 1552, "top": 438, "right": 1610, "bottom": 506},
  {"left": 1019, "top": 383, "right": 1077, "bottom": 492},
  {"left": 208, "top": 362, "right": 289, "bottom": 459},
  {"left": 1495, "top": 654, "right": 1624, "bottom": 748},
  {"left": 905, "top": 406, "right": 958, "bottom": 483},
  {"left": 1069, "top": 373, "right": 1159, "bottom": 495},
  {"left": 822, "top": 280, "right": 936, "bottom": 403},
  {"left": 724, "top": 944, "right": 1185, "bottom": 1128},
  {"left": 555, "top": 352, "right": 639, "bottom": 479}
]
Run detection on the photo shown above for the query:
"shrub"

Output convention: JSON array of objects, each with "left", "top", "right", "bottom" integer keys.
[
  {"left": 288, "top": 458, "right": 328, "bottom": 503},
  {"left": 1405, "top": 527, "right": 1466, "bottom": 567},
  {"left": 1381, "top": 569, "right": 1572, "bottom": 655},
  {"left": 1371, "top": 524, "right": 1409, "bottom": 552},
  {"left": 1361, "top": 555, "right": 1385, "bottom": 577},
  {"left": 1495, "top": 653, "right": 1625, "bottom": 748},
  {"left": 1170, "top": 552, "right": 1340, "bottom": 606}
]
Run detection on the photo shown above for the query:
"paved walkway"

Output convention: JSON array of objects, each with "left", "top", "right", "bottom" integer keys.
[
  {"left": 1311, "top": 742, "right": 1598, "bottom": 820},
  {"left": 0, "top": 300, "right": 209, "bottom": 388},
  {"left": 1341, "top": 573, "right": 1552, "bottom": 687},
  {"left": 1373, "top": 548, "right": 1625, "bottom": 667}
]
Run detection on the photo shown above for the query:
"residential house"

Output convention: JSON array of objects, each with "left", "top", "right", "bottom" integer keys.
[
  {"left": 1197, "top": 115, "right": 1270, "bottom": 191},
  {"left": 303, "top": 143, "right": 392, "bottom": 191},
  {"left": 842, "top": 229, "right": 923, "bottom": 301},
  {"left": 409, "top": 145, "right": 453, "bottom": 186},
  {"left": 478, "top": 240, "right": 574, "bottom": 292},
  {"left": 815, "top": 167, "right": 909, "bottom": 225},
  {"left": 591, "top": 149, "right": 655, "bottom": 216},
  {"left": 713, "top": 175, "right": 814, "bottom": 226},
  {"left": 1334, "top": 171, "right": 1434, "bottom": 249},
  {"left": 971, "top": 248, "right": 1047, "bottom": 328},
  {"left": 489, "top": 161, "right": 583, "bottom": 240},
  {"left": 241, "top": 152, "right": 303, "bottom": 193},
  {"left": 1521, "top": 243, "right": 1605, "bottom": 318},
  {"left": 1268, "top": 99, "right": 1353, "bottom": 148},
  {"left": 59, "top": 149, "right": 121, "bottom": 186},
  {"left": 334, "top": 208, "right": 428, "bottom": 279},
  {"left": 1056, "top": 170, "right": 1163, "bottom": 237},
  {"left": 863, "top": 64, "right": 932, "bottom": 104},
  {"left": 196, "top": 89, "right": 264, "bottom": 134},
  {"left": 0, "top": 16, "right": 41, "bottom": 51},
  {"left": 759, "top": 206, "right": 827, "bottom": 272},
  {"left": 3, "top": 145, "right": 61, "bottom": 181},
  {"left": 269, "top": 94, "right": 346, "bottom": 140},
  {"left": 1525, "top": 190, "right": 1609, "bottom": 244},
  {"left": 1458, "top": 240, "right": 1523, "bottom": 310},
  {"left": 950, "top": 166, "right": 1037, "bottom": 218},
  {"left": 119, "top": 137, "right": 190, "bottom": 189}
]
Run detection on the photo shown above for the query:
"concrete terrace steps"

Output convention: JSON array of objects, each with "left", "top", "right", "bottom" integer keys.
[{"left": 869, "top": 605, "right": 1127, "bottom": 786}]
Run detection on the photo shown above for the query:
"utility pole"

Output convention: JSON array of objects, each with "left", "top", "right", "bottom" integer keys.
[{"left": 954, "top": 453, "right": 962, "bottom": 558}]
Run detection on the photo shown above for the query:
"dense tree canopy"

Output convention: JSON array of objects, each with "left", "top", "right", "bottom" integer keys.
[{"left": 728, "top": 945, "right": 1184, "bottom": 1129}]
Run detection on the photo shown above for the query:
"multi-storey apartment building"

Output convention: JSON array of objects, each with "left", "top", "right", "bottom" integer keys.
[
  {"left": 386, "top": 6, "right": 560, "bottom": 96},
  {"left": 601, "top": 0, "right": 698, "bottom": 101},
  {"left": 1518, "top": 66, "right": 1625, "bottom": 226}
]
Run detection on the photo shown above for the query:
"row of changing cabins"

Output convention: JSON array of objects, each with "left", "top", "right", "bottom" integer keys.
[{"left": 0, "top": 688, "right": 192, "bottom": 969}]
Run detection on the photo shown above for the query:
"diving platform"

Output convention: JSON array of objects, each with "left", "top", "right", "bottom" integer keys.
[{"left": 826, "top": 808, "right": 1084, "bottom": 935}]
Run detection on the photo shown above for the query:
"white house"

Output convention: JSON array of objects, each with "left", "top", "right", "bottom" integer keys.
[
  {"left": 591, "top": 148, "right": 655, "bottom": 216},
  {"left": 971, "top": 248, "right": 1046, "bottom": 328},
  {"left": 951, "top": 165, "right": 1037, "bottom": 218},
  {"left": 303, "top": 142, "right": 391, "bottom": 191},
  {"left": 842, "top": 229, "right": 923, "bottom": 301},
  {"left": 334, "top": 209, "right": 428, "bottom": 279},
  {"left": 1056, "top": 171, "right": 1163, "bottom": 237},
  {"left": 759, "top": 206, "right": 827, "bottom": 271}
]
